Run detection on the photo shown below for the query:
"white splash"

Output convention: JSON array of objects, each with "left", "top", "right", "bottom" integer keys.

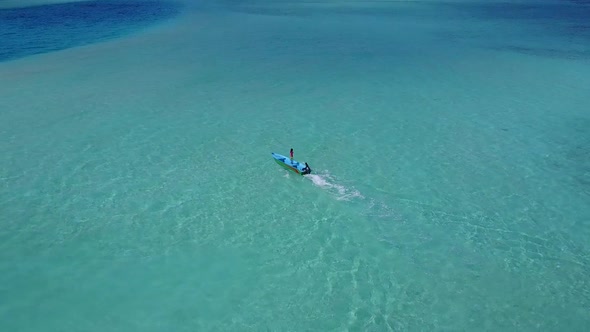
[
  {"left": 304, "top": 171, "right": 403, "bottom": 224},
  {"left": 305, "top": 171, "right": 364, "bottom": 201}
]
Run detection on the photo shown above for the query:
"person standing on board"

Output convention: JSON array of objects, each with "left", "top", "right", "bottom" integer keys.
[{"left": 290, "top": 148, "right": 294, "bottom": 160}]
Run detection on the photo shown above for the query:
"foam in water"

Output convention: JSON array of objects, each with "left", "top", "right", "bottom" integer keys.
[
  {"left": 305, "top": 171, "right": 364, "bottom": 201},
  {"left": 304, "top": 170, "right": 401, "bottom": 218}
]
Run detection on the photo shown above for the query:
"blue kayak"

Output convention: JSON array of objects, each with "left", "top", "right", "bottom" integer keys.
[{"left": 272, "top": 152, "right": 312, "bottom": 175}]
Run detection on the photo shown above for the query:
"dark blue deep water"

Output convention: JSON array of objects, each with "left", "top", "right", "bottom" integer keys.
[{"left": 0, "top": 0, "right": 181, "bottom": 62}]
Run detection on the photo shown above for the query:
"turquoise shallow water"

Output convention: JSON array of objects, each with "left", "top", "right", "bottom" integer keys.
[{"left": 1, "top": 0, "right": 590, "bottom": 330}]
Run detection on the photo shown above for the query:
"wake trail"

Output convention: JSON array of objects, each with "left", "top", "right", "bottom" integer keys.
[
  {"left": 305, "top": 170, "right": 364, "bottom": 201},
  {"left": 303, "top": 170, "right": 403, "bottom": 224}
]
